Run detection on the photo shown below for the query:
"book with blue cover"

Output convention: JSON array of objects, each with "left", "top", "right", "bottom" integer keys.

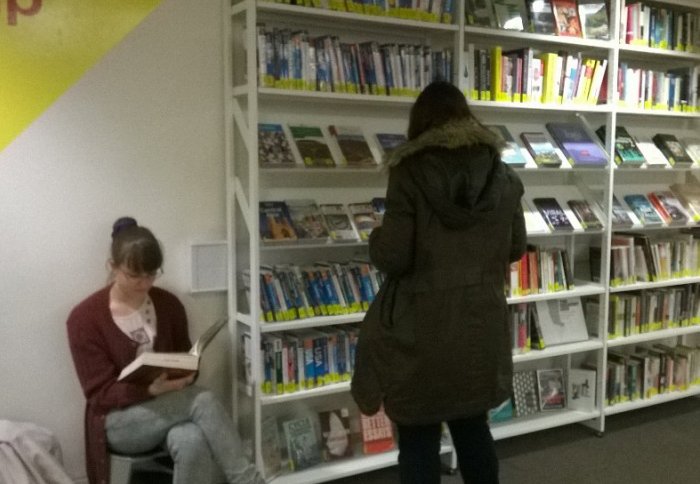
[
  {"left": 487, "top": 125, "right": 528, "bottom": 167},
  {"left": 546, "top": 121, "right": 608, "bottom": 167},
  {"left": 623, "top": 194, "right": 664, "bottom": 226}
]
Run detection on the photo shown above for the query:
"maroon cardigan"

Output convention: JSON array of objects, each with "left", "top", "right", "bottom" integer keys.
[{"left": 66, "top": 285, "right": 191, "bottom": 484}]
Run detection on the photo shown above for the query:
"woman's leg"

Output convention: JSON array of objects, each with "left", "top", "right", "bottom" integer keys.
[
  {"left": 105, "top": 385, "right": 261, "bottom": 484},
  {"left": 447, "top": 414, "right": 499, "bottom": 484},
  {"left": 167, "top": 422, "right": 215, "bottom": 484},
  {"left": 396, "top": 422, "right": 442, "bottom": 484}
]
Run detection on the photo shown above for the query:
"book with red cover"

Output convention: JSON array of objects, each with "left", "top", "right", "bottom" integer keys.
[
  {"left": 551, "top": 0, "right": 583, "bottom": 37},
  {"left": 360, "top": 407, "right": 395, "bottom": 454}
]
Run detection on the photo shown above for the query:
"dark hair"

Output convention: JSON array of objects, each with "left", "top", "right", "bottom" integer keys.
[
  {"left": 407, "top": 81, "right": 475, "bottom": 140},
  {"left": 110, "top": 217, "right": 163, "bottom": 273}
]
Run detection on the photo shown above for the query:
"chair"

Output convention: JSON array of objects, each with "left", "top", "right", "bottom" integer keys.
[{"left": 109, "top": 448, "right": 173, "bottom": 484}]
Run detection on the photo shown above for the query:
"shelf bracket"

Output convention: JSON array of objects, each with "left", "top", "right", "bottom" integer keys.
[{"left": 234, "top": 176, "right": 252, "bottom": 234}]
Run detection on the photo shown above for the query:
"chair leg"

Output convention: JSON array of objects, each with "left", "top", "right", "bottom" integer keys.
[{"left": 109, "top": 455, "right": 134, "bottom": 484}]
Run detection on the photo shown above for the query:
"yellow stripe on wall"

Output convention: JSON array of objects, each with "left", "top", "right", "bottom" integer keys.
[{"left": 0, "top": 0, "right": 163, "bottom": 151}]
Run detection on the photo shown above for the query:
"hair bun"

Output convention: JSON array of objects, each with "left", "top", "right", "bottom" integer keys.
[{"left": 112, "top": 217, "right": 138, "bottom": 239}]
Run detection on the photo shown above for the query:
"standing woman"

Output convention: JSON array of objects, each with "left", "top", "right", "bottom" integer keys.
[
  {"left": 352, "top": 81, "right": 527, "bottom": 484},
  {"left": 67, "top": 217, "right": 263, "bottom": 484}
]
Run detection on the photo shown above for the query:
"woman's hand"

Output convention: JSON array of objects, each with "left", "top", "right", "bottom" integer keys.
[{"left": 147, "top": 372, "right": 195, "bottom": 396}]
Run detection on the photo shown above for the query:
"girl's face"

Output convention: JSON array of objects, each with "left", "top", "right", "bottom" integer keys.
[{"left": 113, "top": 264, "right": 161, "bottom": 297}]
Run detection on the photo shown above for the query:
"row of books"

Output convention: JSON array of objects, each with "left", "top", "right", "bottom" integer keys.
[
  {"left": 257, "top": 26, "right": 452, "bottom": 96},
  {"left": 467, "top": 0, "right": 609, "bottom": 40},
  {"left": 260, "top": 325, "right": 359, "bottom": 395},
  {"left": 259, "top": 199, "right": 385, "bottom": 244},
  {"left": 510, "top": 297, "right": 589, "bottom": 353},
  {"left": 260, "top": 0, "right": 455, "bottom": 24},
  {"left": 507, "top": 244, "right": 575, "bottom": 296},
  {"left": 617, "top": 64, "right": 700, "bottom": 113},
  {"left": 606, "top": 231, "right": 700, "bottom": 287},
  {"left": 491, "top": 366, "right": 596, "bottom": 422},
  {"left": 259, "top": 122, "right": 405, "bottom": 168},
  {"left": 245, "top": 261, "right": 385, "bottom": 322},
  {"left": 606, "top": 344, "right": 700, "bottom": 406},
  {"left": 467, "top": 45, "right": 608, "bottom": 106},
  {"left": 622, "top": 2, "right": 700, "bottom": 53},
  {"left": 603, "top": 128, "right": 700, "bottom": 167},
  {"left": 262, "top": 407, "right": 396, "bottom": 477},
  {"left": 608, "top": 285, "right": 700, "bottom": 339},
  {"left": 612, "top": 187, "right": 700, "bottom": 229}
]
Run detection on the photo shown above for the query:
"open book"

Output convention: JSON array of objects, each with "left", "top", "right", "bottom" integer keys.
[{"left": 117, "top": 318, "right": 228, "bottom": 383}]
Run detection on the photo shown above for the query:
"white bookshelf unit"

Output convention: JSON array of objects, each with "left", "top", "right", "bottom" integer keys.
[{"left": 223, "top": 0, "right": 700, "bottom": 481}]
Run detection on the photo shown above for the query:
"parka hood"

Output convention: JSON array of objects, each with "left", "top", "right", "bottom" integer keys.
[{"left": 387, "top": 118, "right": 510, "bottom": 229}]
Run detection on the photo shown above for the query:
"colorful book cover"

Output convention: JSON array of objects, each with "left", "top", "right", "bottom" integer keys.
[
  {"left": 360, "top": 407, "right": 395, "bottom": 454},
  {"left": 596, "top": 125, "right": 645, "bottom": 167},
  {"left": 348, "top": 202, "right": 380, "bottom": 241},
  {"left": 320, "top": 204, "right": 360, "bottom": 242},
  {"left": 319, "top": 408, "right": 353, "bottom": 461},
  {"left": 285, "top": 199, "right": 331, "bottom": 241},
  {"left": 577, "top": 0, "right": 609, "bottom": 40},
  {"left": 487, "top": 124, "right": 527, "bottom": 167},
  {"left": 258, "top": 123, "right": 297, "bottom": 166},
  {"left": 328, "top": 125, "right": 377, "bottom": 167},
  {"left": 610, "top": 195, "right": 634, "bottom": 228},
  {"left": 526, "top": 0, "right": 556, "bottom": 34},
  {"left": 488, "top": 398, "right": 514, "bottom": 423},
  {"left": 512, "top": 370, "right": 540, "bottom": 417},
  {"left": 537, "top": 368, "right": 566, "bottom": 410},
  {"left": 282, "top": 415, "right": 322, "bottom": 471},
  {"left": 670, "top": 182, "right": 700, "bottom": 222},
  {"left": 551, "top": 0, "right": 582, "bottom": 37},
  {"left": 259, "top": 201, "right": 298, "bottom": 243},
  {"left": 520, "top": 131, "right": 562, "bottom": 167},
  {"left": 546, "top": 122, "right": 608, "bottom": 166},
  {"left": 532, "top": 197, "right": 574, "bottom": 231},
  {"left": 623, "top": 194, "right": 664, "bottom": 226},
  {"left": 652, "top": 133, "right": 694, "bottom": 166},
  {"left": 567, "top": 199, "right": 603, "bottom": 230},
  {"left": 647, "top": 191, "right": 689, "bottom": 225},
  {"left": 288, "top": 125, "right": 336, "bottom": 168}
]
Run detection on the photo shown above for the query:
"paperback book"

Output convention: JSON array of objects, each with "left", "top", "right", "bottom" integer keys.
[
  {"left": 647, "top": 191, "right": 689, "bottom": 225},
  {"left": 551, "top": 0, "right": 582, "bottom": 37},
  {"left": 567, "top": 368, "right": 596, "bottom": 411},
  {"left": 348, "top": 202, "right": 380, "bottom": 241},
  {"left": 259, "top": 201, "right": 298, "bottom": 243},
  {"left": 577, "top": 0, "right": 609, "bottom": 40},
  {"left": 282, "top": 415, "right": 322, "bottom": 471},
  {"left": 466, "top": 0, "right": 497, "bottom": 27},
  {"left": 670, "top": 182, "right": 700, "bottom": 222},
  {"left": 537, "top": 368, "right": 566, "bottom": 410},
  {"left": 526, "top": 0, "right": 556, "bottom": 35},
  {"left": 623, "top": 194, "right": 664, "bottom": 226},
  {"left": 546, "top": 122, "right": 608, "bottom": 167},
  {"left": 534, "top": 297, "right": 589, "bottom": 345},
  {"left": 610, "top": 195, "right": 634, "bottom": 228},
  {"left": 635, "top": 140, "right": 669, "bottom": 166},
  {"left": 488, "top": 398, "right": 514, "bottom": 423},
  {"left": 285, "top": 199, "right": 330, "bottom": 242},
  {"left": 261, "top": 416, "right": 282, "bottom": 478},
  {"left": 487, "top": 125, "right": 528, "bottom": 167},
  {"left": 258, "top": 123, "right": 297, "bottom": 166},
  {"left": 682, "top": 137, "right": 700, "bottom": 164},
  {"left": 652, "top": 133, "right": 694, "bottom": 166},
  {"left": 567, "top": 199, "right": 603, "bottom": 230},
  {"left": 520, "top": 131, "right": 562, "bottom": 167},
  {"left": 320, "top": 204, "right": 360, "bottom": 242},
  {"left": 360, "top": 407, "right": 395, "bottom": 454},
  {"left": 328, "top": 125, "right": 377, "bottom": 167},
  {"left": 492, "top": 0, "right": 528, "bottom": 31},
  {"left": 512, "top": 370, "right": 540, "bottom": 417},
  {"left": 522, "top": 199, "right": 549, "bottom": 233},
  {"left": 596, "top": 125, "right": 645, "bottom": 167},
  {"left": 532, "top": 197, "right": 574, "bottom": 231},
  {"left": 319, "top": 408, "right": 353, "bottom": 461},
  {"left": 375, "top": 133, "right": 407, "bottom": 160},
  {"left": 118, "top": 318, "right": 227, "bottom": 383},
  {"left": 288, "top": 125, "right": 336, "bottom": 168}
]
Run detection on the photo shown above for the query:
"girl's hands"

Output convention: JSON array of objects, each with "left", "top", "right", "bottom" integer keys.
[{"left": 147, "top": 372, "right": 195, "bottom": 396}]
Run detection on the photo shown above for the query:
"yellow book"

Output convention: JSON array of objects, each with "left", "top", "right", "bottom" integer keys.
[
  {"left": 490, "top": 45, "right": 502, "bottom": 102},
  {"left": 539, "top": 52, "right": 559, "bottom": 104}
]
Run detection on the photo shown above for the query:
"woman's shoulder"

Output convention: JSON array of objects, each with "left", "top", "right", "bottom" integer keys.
[
  {"left": 66, "top": 286, "right": 110, "bottom": 330},
  {"left": 149, "top": 286, "right": 185, "bottom": 310}
]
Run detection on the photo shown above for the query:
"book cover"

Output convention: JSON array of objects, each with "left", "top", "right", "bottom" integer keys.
[
  {"left": 596, "top": 125, "right": 645, "bottom": 167},
  {"left": 567, "top": 199, "right": 603, "bottom": 230},
  {"left": 534, "top": 298, "right": 589, "bottom": 345},
  {"left": 522, "top": 199, "right": 549, "bottom": 233},
  {"left": 375, "top": 133, "right": 407, "bottom": 160},
  {"left": 551, "top": 0, "right": 582, "bottom": 37},
  {"left": 283, "top": 415, "right": 322, "bottom": 471},
  {"left": 492, "top": 0, "right": 527, "bottom": 31},
  {"left": 526, "top": 0, "right": 556, "bottom": 35},
  {"left": 320, "top": 203, "right": 360, "bottom": 242},
  {"left": 319, "top": 408, "right": 353, "bottom": 461},
  {"left": 258, "top": 123, "right": 297, "bottom": 167},
  {"left": 285, "top": 199, "right": 330, "bottom": 242},
  {"left": 371, "top": 197, "right": 386, "bottom": 225},
  {"left": 623, "top": 194, "right": 664, "bottom": 226},
  {"left": 670, "top": 182, "right": 700, "bottom": 222},
  {"left": 488, "top": 398, "right": 514, "bottom": 423},
  {"left": 567, "top": 368, "right": 596, "bottom": 411},
  {"left": 261, "top": 416, "right": 282, "bottom": 479},
  {"left": 259, "top": 201, "right": 298, "bottom": 243},
  {"left": 512, "top": 370, "right": 540, "bottom": 417},
  {"left": 610, "top": 195, "right": 634, "bottom": 228},
  {"left": 537, "top": 368, "right": 566, "bottom": 410},
  {"left": 360, "top": 407, "right": 395, "bottom": 454},
  {"left": 328, "top": 125, "right": 377, "bottom": 167},
  {"left": 465, "top": 0, "right": 496, "bottom": 27},
  {"left": 652, "top": 133, "right": 694, "bottom": 166},
  {"left": 681, "top": 137, "right": 700, "bottom": 164},
  {"left": 288, "top": 125, "right": 336, "bottom": 168},
  {"left": 577, "top": 0, "right": 609, "bottom": 40},
  {"left": 118, "top": 318, "right": 227, "bottom": 383},
  {"left": 348, "top": 202, "right": 380, "bottom": 241},
  {"left": 486, "top": 125, "right": 528, "bottom": 167},
  {"left": 532, "top": 197, "right": 574, "bottom": 231},
  {"left": 635, "top": 140, "right": 669, "bottom": 166},
  {"left": 546, "top": 122, "right": 608, "bottom": 166},
  {"left": 647, "top": 191, "right": 689, "bottom": 225},
  {"left": 520, "top": 131, "right": 562, "bottom": 167}
]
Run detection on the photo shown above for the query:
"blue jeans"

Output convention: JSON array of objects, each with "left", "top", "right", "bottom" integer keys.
[
  {"left": 397, "top": 414, "right": 498, "bottom": 484},
  {"left": 105, "top": 385, "right": 261, "bottom": 484}
]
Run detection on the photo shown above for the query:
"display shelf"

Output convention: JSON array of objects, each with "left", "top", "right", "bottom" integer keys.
[
  {"left": 607, "top": 325, "right": 700, "bottom": 348},
  {"left": 463, "top": 25, "right": 613, "bottom": 51},
  {"left": 513, "top": 340, "right": 604, "bottom": 363},
  {"left": 261, "top": 381, "right": 351, "bottom": 406},
  {"left": 604, "top": 386, "right": 700, "bottom": 416},
  {"left": 490, "top": 409, "right": 600, "bottom": 441},
  {"left": 506, "top": 282, "right": 605, "bottom": 304},
  {"left": 236, "top": 312, "right": 364, "bottom": 331},
  {"left": 609, "top": 276, "right": 700, "bottom": 293}
]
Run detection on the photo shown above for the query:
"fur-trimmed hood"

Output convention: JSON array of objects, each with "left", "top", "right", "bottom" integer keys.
[{"left": 387, "top": 118, "right": 512, "bottom": 230}]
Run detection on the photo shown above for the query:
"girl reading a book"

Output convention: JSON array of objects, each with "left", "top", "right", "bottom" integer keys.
[
  {"left": 66, "top": 217, "right": 263, "bottom": 484},
  {"left": 352, "top": 81, "right": 527, "bottom": 484}
]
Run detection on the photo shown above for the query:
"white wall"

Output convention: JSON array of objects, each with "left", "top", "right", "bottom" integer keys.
[{"left": 0, "top": 0, "right": 228, "bottom": 480}]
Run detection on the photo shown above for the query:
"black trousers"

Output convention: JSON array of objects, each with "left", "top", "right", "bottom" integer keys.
[{"left": 396, "top": 413, "right": 498, "bottom": 484}]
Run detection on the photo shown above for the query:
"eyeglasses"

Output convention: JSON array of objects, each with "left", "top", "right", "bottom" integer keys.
[{"left": 120, "top": 267, "right": 164, "bottom": 281}]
